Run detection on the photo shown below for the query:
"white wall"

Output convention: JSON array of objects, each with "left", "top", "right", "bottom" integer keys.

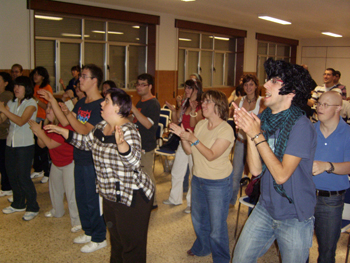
[
  {"left": 0, "top": 0, "right": 32, "bottom": 69},
  {"left": 243, "top": 29, "right": 258, "bottom": 73}
]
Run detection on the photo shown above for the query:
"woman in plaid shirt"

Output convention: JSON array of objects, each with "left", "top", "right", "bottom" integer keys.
[{"left": 45, "top": 87, "right": 155, "bottom": 263}]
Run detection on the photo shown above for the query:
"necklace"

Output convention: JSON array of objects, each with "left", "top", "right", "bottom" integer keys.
[{"left": 246, "top": 96, "right": 256, "bottom": 104}]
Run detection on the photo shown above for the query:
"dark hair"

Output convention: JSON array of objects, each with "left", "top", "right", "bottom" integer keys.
[
  {"left": 202, "top": 90, "right": 229, "bottom": 120},
  {"left": 137, "top": 73, "right": 154, "bottom": 86},
  {"left": 11, "top": 64, "right": 23, "bottom": 72},
  {"left": 241, "top": 74, "right": 259, "bottom": 98},
  {"left": 82, "top": 64, "right": 103, "bottom": 88},
  {"left": 0, "top": 72, "right": 14, "bottom": 92},
  {"left": 335, "top": 70, "right": 341, "bottom": 78},
  {"left": 235, "top": 84, "right": 246, "bottom": 97},
  {"left": 13, "top": 76, "right": 34, "bottom": 102},
  {"left": 190, "top": 73, "right": 203, "bottom": 83},
  {"left": 71, "top": 65, "right": 81, "bottom": 73},
  {"left": 325, "top": 68, "right": 336, "bottom": 76},
  {"left": 32, "top": 66, "right": 50, "bottom": 88},
  {"left": 102, "top": 80, "right": 117, "bottom": 89},
  {"left": 106, "top": 88, "right": 132, "bottom": 118},
  {"left": 184, "top": 79, "right": 203, "bottom": 109},
  {"left": 264, "top": 58, "right": 314, "bottom": 108}
]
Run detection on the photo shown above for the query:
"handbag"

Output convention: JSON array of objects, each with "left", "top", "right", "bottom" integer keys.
[
  {"left": 245, "top": 175, "right": 261, "bottom": 205},
  {"left": 159, "top": 122, "right": 181, "bottom": 151}
]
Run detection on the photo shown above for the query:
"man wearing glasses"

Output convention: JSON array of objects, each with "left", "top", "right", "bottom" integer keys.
[
  {"left": 312, "top": 91, "right": 350, "bottom": 263},
  {"left": 232, "top": 58, "right": 317, "bottom": 262},
  {"left": 132, "top": 73, "right": 160, "bottom": 209}
]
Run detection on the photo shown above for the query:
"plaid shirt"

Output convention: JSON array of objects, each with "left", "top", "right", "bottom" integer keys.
[{"left": 67, "top": 121, "right": 154, "bottom": 207}]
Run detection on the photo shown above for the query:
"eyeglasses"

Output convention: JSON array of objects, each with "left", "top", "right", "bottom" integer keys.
[
  {"left": 80, "top": 75, "right": 94, "bottom": 80},
  {"left": 316, "top": 102, "right": 340, "bottom": 109},
  {"left": 269, "top": 77, "right": 283, "bottom": 84},
  {"left": 136, "top": 83, "right": 149, "bottom": 88},
  {"left": 201, "top": 99, "right": 214, "bottom": 104}
]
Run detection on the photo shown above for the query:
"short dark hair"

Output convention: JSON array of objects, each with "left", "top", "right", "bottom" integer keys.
[
  {"left": 0, "top": 72, "right": 14, "bottom": 92},
  {"left": 32, "top": 66, "right": 50, "bottom": 88},
  {"left": 71, "top": 65, "right": 81, "bottom": 73},
  {"left": 241, "top": 74, "right": 259, "bottom": 98},
  {"left": 106, "top": 88, "right": 132, "bottom": 118},
  {"left": 335, "top": 70, "right": 341, "bottom": 78},
  {"left": 202, "top": 90, "right": 229, "bottom": 120},
  {"left": 82, "top": 64, "right": 103, "bottom": 88},
  {"left": 13, "top": 76, "right": 34, "bottom": 102},
  {"left": 264, "top": 58, "right": 314, "bottom": 108},
  {"left": 102, "top": 80, "right": 117, "bottom": 89},
  {"left": 235, "top": 84, "right": 246, "bottom": 97},
  {"left": 11, "top": 64, "right": 23, "bottom": 72},
  {"left": 137, "top": 73, "right": 154, "bottom": 86},
  {"left": 325, "top": 68, "right": 336, "bottom": 76}
]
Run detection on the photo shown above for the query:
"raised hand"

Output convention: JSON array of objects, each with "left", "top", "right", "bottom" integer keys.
[
  {"left": 37, "top": 89, "right": 54, "bottom": 102},
  {"left": 115, "top": 126, "right": 125, "bottom": 145},
  {"left": 176, "top": 95, "right": 183, "bottom": 107},
  {"left": 165, "top": 101, "right": 176, "bottom": 112},
  {"left": 29, "top": 120, "right": 42, "bottom": 135},
  {"left": 59, "top": 102, "right": 70, "bottom": 116},
  {"left": 169, "top": 122, "right": 185, "bottom": 137},
  {"left": 232, "top": 102, "right": 261, "bottom": 139}
]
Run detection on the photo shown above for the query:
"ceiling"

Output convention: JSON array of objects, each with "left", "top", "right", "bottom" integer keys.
[{"left": 78, "top": 0, "right": 350, "bottom": 39}]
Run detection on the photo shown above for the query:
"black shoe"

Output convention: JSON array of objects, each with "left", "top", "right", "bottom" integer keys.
[{"left": 152, "top": 205, "right": 158, "bottom": 211}]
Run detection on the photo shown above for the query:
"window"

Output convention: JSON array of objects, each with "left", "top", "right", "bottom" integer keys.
[
  {"left": 178, "top": 30, "right": 236, "bottom": 88},
  {"left": 35, "top": 14, "right": 148, "bottom": 92}
]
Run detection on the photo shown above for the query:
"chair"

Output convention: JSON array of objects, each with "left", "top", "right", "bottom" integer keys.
[
  {"left": 341, "top": 189, "right": 350, "bottom": 263},
  {"left": 227, "top": 118, "right": 236, "bottom": 162},
  {"left": 159, "top": 114, "right": 169, "bottom": 133},
  {"left": 153, "top": 146, "right": 176, "bottom": 174},
  {"left": 156, "top": 123, "right": 164, "bottom": 147},
  {"left": 160, "top": 108, "right": 172, "bottom": 121}
]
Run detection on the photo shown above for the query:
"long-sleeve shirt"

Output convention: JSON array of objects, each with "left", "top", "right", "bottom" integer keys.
[{"left": 66, "top": 120, "right": 154, "bottom": 206}]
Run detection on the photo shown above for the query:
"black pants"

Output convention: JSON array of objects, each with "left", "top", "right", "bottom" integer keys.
[
  {"left": 0, "top": 139, "right": 11, "bottom": 191},
  {"left": 6, "top": 145, "right": 39, "bottom": 212},
  {"left": 103, "top": 191, "right": 153, "bottom": 263},
  {"left": 33, "top": 133, "right": 50, "bottom": 177}
]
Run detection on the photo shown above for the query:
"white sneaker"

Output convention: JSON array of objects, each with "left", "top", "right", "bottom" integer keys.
[
  {"left": 31, "top": 171, "right": 44, "bottom": 179},
  {"left": 81, "top": 240, "right": 107, "bottom": 253},
  {"left": 71, "top": 225, "right": 82, "bottom": 233},
  {"left": 0, "top": 190, "right": 12, "bottom": 197},
  {"left": 2, "top": 206, "right": 26, "bottom": 214},
  {"left": 44, "top": 211, "right": 53, "bottom": 218},
  {"left": 22, "top": 211, "right": 39, "bottom": 221},
  {"left": 40, "top": 176, "right": 49, "bottom": 184},
  {"left": 163, "top": 199, "right": 180, "bottom": 205},
  {"left": 73, "top": 234, "right": 91, "bottom": 244},
  {"left": 184, "top": 206, "right": 191, "bottom": 214},
  {"left": 7, "top": 197, "right": 13, "bottom": 203}
]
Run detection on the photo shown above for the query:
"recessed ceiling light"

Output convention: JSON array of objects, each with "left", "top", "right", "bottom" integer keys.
[
  {"left": 258, "top": 15, "right": 291, "bottom": 25},
  {"left": 322, "top": 32, "right": 342, "bottom": 38},
  {"left": 179, "top": 38, "right": 192, "bottom": 41},
  {"left": 132, "top": 26, "right": 140, "bottom": 29},
  {"left": 35, "top": 15, "right": 63, "bottom": 21},
  {"left": 181, "top": 0, "right": 196, "bottom": 2}
]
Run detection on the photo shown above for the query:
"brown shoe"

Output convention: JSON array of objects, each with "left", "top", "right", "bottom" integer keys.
[{"left": 187, "top": 249, "right": 195, "bottom": 256}]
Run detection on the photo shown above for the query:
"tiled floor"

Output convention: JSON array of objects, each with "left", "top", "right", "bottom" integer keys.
[{"left": 0, "top": 159, "right": 349, "bottom": 262}]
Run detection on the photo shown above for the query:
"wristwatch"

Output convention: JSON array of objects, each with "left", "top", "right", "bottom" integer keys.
[{"left": 326, "top": 162, "right": 334, "bottom": 173}]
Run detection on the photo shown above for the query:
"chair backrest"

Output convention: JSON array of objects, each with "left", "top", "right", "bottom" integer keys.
[
  {"left": 160, "top": 109, "right": 172, "bottom": 119},
  {"left": 343, "top": 188, "right": 350, "bottom": 220},
  {"left": 159, "top": 114, "right": 169, "bottom": 129},
  {"left": 156, "top": 123, "right": 164, "bottom": 139}
]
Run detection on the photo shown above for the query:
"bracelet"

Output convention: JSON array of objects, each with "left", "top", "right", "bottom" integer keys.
[
  {"left": 190, "top": 112, "right": 198, "bottom": 118},
  {"left": 191, "top": 139, "right": 199, "bottom": 147},
  {"left": 251, "top": 131, "right": 263, "bottom": 141},
  {"left": 255, "top": 140, "right": 267, "bottom": 147}
]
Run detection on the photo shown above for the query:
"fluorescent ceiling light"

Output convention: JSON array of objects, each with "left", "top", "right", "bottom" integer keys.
[
  {"left": 209, "top": 36, "right": 230, "bottom": 41},
  {"left": 35, "top": 15, "right": 63, "bottom": 21},
  {"left": 132, "top": 26, "right": 140, "bottom": 29},
  {"left": 258, "top": 15, "right": 291, "bottom": 25},
  {"left": 136, "top": 38, "right": 140, "bottom": 40},
  {"left": 61, "top": 33, "right": 89, "bottom": 37},
  {"left": 322, "top": 32, "right": 342, "bottom": 37},
  {"left": 181, "top": 0, "right": 196, "bottom": 2},
  {"left": 179, "top": 38, "right": 192, "bottom": 41},
  {"left": 92, "top": 30, "right": 124, "bottom": 35}
]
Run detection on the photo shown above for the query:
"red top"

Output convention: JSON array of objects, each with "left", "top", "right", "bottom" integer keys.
[
  {"left": 181, "top": 106, "right": 202, "bottom": 132},
  {"left": 46, "top": 124, "right": 74, "bottom": 167}
]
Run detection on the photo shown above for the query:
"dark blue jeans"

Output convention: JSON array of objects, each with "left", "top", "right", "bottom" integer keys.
[
  {"left": 74, "top": 164, "right": 106, "bottom": 242},
  {"left": 6, "top": 145, "right": 39, "bottom": 212},
  {"left": 191, "top": 171, "right": 233, "bottom": 263},
  {"left": 314, "top": 193, "right": 345, "bottom": 263}
]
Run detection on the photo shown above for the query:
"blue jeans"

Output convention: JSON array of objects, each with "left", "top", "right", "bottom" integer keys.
[
  {"left": 75, "top": 164, "right": 106, "bottom": 242},
  {"left": 232, "top": 203, "right": 314, "bottom": 263},
  {"left": 314, "top": 193, "right": 345, "bottom": 263},
  {"left": 231, "top": 140, "right": 245, "bottom": 205},
  {"left": 191, "top": 170, "right": 233, "bottom": 263}
]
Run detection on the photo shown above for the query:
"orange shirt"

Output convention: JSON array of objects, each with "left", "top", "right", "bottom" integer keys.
[{"left": 34, "top": 84, "right": 53, "bottom": 119}]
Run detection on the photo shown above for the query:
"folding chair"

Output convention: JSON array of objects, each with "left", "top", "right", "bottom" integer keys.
[
  {"left": 160, "top": 109, "right": 172, "bottom": 122},
  {"left": 227, "top": 118, "right": 236, "bottom": 162}
]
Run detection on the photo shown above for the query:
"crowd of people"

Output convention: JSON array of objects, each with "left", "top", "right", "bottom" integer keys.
[{"left": 0, "top": 59, "right": 349, "bottom": 263}]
